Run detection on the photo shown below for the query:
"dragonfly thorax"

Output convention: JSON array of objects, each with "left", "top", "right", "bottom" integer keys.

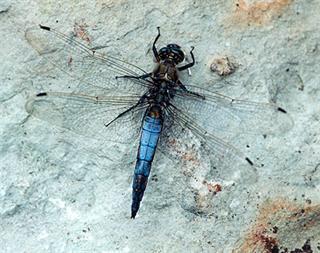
[
  {"left": 147, "top": 81, "right": 175, "bottom": 108},
  {"left": 153, "top": 61, "right": 179, "bottom": 83}
]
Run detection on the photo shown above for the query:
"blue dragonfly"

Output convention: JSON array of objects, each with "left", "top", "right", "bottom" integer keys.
[{"left": 25, "top": 25, "right": 292, "bottom": 218}]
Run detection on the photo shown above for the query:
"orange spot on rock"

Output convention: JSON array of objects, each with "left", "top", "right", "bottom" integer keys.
[
  {"left": 234, "top": 198, "right": 320, "bottom": 252},
  {"left": 181, "top": 152, "right": 199, "bottom": 165},
  {"left": 168, "top": 138, "right": 200, "bottom": 166},
  {"left": 203, "top": 181, "right": 222, "bottom": 194},
  {"left": 73, "top": 22, "right": 91, "bottom": 43},
  {"left": 232, "top": 0, "right": 292, "bottom": 25}
]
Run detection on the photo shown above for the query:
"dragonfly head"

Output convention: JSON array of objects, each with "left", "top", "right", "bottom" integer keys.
[{"left": 159, "top": 44, "right": 185, "bottom": 65}]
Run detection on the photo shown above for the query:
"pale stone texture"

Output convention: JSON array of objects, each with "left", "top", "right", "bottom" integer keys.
[{"left": 1, "top": 0, "right": 320, "bottom": 252}]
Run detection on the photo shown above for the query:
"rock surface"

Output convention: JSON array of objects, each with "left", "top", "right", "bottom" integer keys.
[{"left": 1, "top": 0, "right": 320, "bottom": 252}]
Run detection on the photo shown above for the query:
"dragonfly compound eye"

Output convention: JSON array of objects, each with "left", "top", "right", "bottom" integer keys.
[{"left": 159, "top": 44, "right": 185, "bottom": 64}]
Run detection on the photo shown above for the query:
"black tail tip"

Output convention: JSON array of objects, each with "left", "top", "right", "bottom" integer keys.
[
  {"left": 245, "top": 157, "right": 254, "bottom": 166},
  {"left": 277, "top": 107, "right": 287, "bottom": 113},
  {"left": 131, "top": 204, "right": 140, "bottom": 219},
  {"left": 39, "top": 24, "right": 51, "bottom": 31},
  {"left": 131, "top": 211, "right": 137, "bottom": 219}
]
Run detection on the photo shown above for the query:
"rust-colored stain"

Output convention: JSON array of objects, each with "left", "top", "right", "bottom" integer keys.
[
  {"left": 203, "top": 180, "right": 222, "bottom": 194},
  {"left": 234, "top": 198, "right": 320, "bottom": 252},
  {"left": 180, "top": 152, "right": 200, "bottom": 165},
  {"left": 73, "top": 22, "right": 91, "bottom": 43},
  {"left": 232, "top": 0, "right": 292, "bottom": 25},
  {"left": 168, "top": 138, "right": 200, "bottom": 166}
]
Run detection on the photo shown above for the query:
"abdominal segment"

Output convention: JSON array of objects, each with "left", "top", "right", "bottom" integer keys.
[{"left": 131, "top": 116, "right": 162, "bottom": 218}]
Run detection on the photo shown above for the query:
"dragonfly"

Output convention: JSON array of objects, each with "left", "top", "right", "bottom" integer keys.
[{"left": 25, "top": 25, "right": 292, "bottom": 218}]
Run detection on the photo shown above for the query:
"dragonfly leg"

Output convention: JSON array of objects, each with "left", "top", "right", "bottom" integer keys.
[
  {"left": 177, "top": 80, "right": 205, "bottom": 100},
  {"left": 153, "top": 27, "right": 161, "bottom": 62},
  {"left": 104, "top": 98, "right": 146, "bottom": 128},
  {"left": 178, "top": 46, "right": 195, "bottom": 71},
  {"left": 115, "top": 72, "right": 152, "bottom": 80}
]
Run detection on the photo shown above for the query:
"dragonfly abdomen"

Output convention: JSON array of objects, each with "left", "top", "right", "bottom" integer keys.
[{"left": 131, "top": 114, "right": 162, "bottom": 218}]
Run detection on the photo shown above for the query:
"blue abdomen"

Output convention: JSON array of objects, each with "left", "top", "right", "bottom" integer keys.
[{"left": 131, "top": 115, "right": 162, "bottom": 218}]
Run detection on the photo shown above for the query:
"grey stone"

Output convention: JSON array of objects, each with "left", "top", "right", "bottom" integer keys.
[{"left": 1, "top": 0, "right": 319, "bottom": 252}]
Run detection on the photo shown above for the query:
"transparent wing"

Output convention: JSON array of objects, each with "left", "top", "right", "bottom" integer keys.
[
  {"left": 25, "top": 91, "right": 146, "bottom": 144},
  {"left": 172, "top": 84, "right": 293, "bottom": 136},
  {"left": 159, "top": 105, "right": 257, "bottom": 183},
  {"left": 25, "top": 25, "right": 152, "bottom": 93}
]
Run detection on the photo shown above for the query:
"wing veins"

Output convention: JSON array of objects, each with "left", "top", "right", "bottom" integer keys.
[
  {"left": 166, "top": 105, "right": 250, "bottom": 164},
  {"left": 40, "top": 25, "right": 147, "bottom": 77}
]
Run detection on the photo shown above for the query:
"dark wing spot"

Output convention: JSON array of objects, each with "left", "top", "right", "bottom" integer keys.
[
  {"left": 277, "top": 107, "right": 287, "bottom": 113},
  {"left": 245, "top": 157, "right": 254, "bottom": 166},
  {"left": 39, "top": 25, "right": 51, "bottom": 31},
  {"left": 36, "top": 92, "right": 47, "bottom": 97}
]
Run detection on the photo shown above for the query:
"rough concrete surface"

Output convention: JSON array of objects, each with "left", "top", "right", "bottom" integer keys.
[{"left": 1, "top": 0, "right": 320, "bottom": 252}]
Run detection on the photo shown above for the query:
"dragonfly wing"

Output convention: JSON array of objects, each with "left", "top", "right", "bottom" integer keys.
[
  {"left": 25, "top": 25, "right": 151, "bottom": 92},
  {"left": 25, "top": 91, "right": 146, "bottom": 144},
  {"left": 161, "top": 105, "right": 257, "bottom": 183},
  {"left": 173, "top": 84, "right": 293, "bottom": 137}
]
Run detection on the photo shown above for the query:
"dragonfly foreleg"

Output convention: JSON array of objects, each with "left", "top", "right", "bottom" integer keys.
[
  {"left": 153, "top": 27, "right": 161, "bottom": 62},
  {"left": 104, "top": 97, "right": 147, "bottom": 128},
  {"left": 177, "top": 46, "right": 195, "bottom": 71},
  {"left": 115, "top": 72, "right": 152, "bottom": 80},
  {"left": 177, "top": 80, "right": 205, "bottom": 100}
]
